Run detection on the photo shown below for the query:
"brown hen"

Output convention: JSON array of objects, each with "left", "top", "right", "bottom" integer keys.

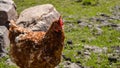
[{"left": 9, "top": 16, "right": 65, "bottom": 68}]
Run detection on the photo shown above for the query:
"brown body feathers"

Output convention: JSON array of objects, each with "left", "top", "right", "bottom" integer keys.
[{"left": 9, "top": 17, "right": 65, "bottom": 68}]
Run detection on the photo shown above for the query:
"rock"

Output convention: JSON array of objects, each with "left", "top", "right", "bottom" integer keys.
[
  {"left": 0, "top": 52, "right": 7, "bottom": 58},
  {"left": 62, "top": 61, "right": 72, "bottom": 68},
  {"left": 87, "top": 24, "right": 93, "bottom": 28},
  {"left": 76, "top": 61, "right": 81, "bottom": 64},
  {"left": 111, "top": 46, "right": 120, "bottom": 56},
  {"left": 66, "top": 40, "right": 73, "bottom": 49},
  {"left": 96, "top": 18, "right": 105, "bottom": 22},
  {"left": 65, "top": 61, "right": 71, "bottom": 65},
  {"left": 0, "top": 0, "right": 17, "bottom": 28},
  {"left": 64, "top": 20, "right": 73, "bottom": 23},
  {"left": 62, "top": 55, "right": 72, "bottom": 61},
  {"left": 111, "top": 16, "right": 120, "bottom": 20},
  {"left": 0, "top": 0, "right": 17, "bottom": 58},
  {"left": 6, "top": 59, "right": 17, "bottom": 66},
  {"left": 111, "top": 46, "right": 120, "bottom": 51},
  {"left": 0, "top": 0, "right": 16, "bottom": 6},
  {"left": 99, "top": 21, "right": 111, "bottom": 27},
  {"left": 108, "top": 57, "right": 117, "bottom": 63},
  {"left": 111, "top": 24, "right": 118, "bottom": 27},
  {"left": 78, "top": 22, "right": 88, "bottom": 27},
  {"left": 111, "top": 6, "right": 120, "bottom": 13},
  {"left": 102, "top": 47, "right": 108, "bottom": 53},
  {"left": 0, "top": 26, "right": 10, "bottom": 47},
  {"left": 110, "top": 6, "right": 120, "bottom": 20},
  {"left": 16, "top": 4, "right": 60, "bottom": 31},
  {"left": 100, "top": 13, "right": 110, "bottom": 18},
  {"left": 70, "top": 63, "right": 81, "bottom": 68},
  {"left": 75, "top": 0, "right": 82, "bottom": 2},
  {"left": 116, "top": 26, "right": 120, "bottom": 31},
  {"left": 0, "top": 26, "right": 9, "bottom": 57},
  {"left": 65, "top": 23, "right": 76, "bottom": 32},
  {"left": 84, "top": 51, "right": 91, "bottom": 56},
  {"left": 0, "top": 26, "right": 9, "bottom": 47},
  {"left": 77, "top": 20, "right": 82, "bottom": 24},
  {"left": 62, "top": 61, "right": 82, "bottom": 68},
  {"left": 67, "top": 40, "right": 73, "bottom": 45},
  {"left": 81, "top": 39, "right": 86, "bottom": 42},
  {"left": 91, "top": 27, "right": 103, "bottom": 36},
  {"left": 77, "top": 51, "right": 82, "bottom": 55},
  {"left": 84, "top": 45, "right": 105, "bottom": 54}
]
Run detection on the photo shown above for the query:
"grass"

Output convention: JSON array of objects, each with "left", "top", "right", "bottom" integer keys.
[
  {"left": 14, "top": 0, "right": 120, "bottom": 20},
  {"left": 0, "top": 57, "right": 17, "bottom": 68},
  {"left": 1, "top": 0, "right": 120, "bottom": 68}
]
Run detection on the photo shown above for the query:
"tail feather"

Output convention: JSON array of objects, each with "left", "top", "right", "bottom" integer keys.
[
  {"left": 9, "top": 20, "right": 31, "bottom": 33},
  {"left": 10, "top": 20, "right": 18, "bottom": 28}
]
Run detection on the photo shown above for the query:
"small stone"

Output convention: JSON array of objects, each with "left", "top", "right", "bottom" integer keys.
[
  {"left": 116, "top": 50, "right": 120, "bottom": 53},
  {"left": 108, "top": 40, "right": 112, "bottom": 43},
  {"left": 78, "top": 22, "right": 88, "bottom": 27},
  {"left": 67, "top": 40, "right": 73, "bottom": 45},
  {"left": 69, "top": 46, "right": 73, "bottom": 49},
  {"left": 66, "top": 61, "right": 71, "bottom": 65},
  {"left": 65, "top": 57, "right": 71, "bottom": 61},
  {"left": 77, "top": 20, "right": 82, "bottom": 24},
  {"left": 62, "top": 55, "right": 71, "bottom": 61},
  {"left": 6, "top": 59, "right": 16, "bottom": 66},
  {"left": 70, "top": 63, "right": 81, "bottom": 68},
  {"left": 76, "top": 61, "right": 81, "bottom": 64},
  {"left": 77, "top": 51, "right": 82, "bottom": 55},
  {"left": 84, "top": 51, "right": 91, "bottom": 55},
  {"left": 87, "top": 25, "right": 93, "bottom": 28},
  {"left": 75, "top": 0, "right": 82, "bottom": 2},
  {"left": 81, "top": 39, "right": 86, "bottom": 43},
  {"left": 116, "top": 27, "right": 120, "bottom": 31},
  {"left": 96, "top": 18, "right": 104, "bottom": 22},
  {"left": 111, "top": 24, "right": 118, "bottom": 27},
  {"left": 0, "top": 53, "right": 7, "bottom": 58},
  {"left": 102, "top": 47, "right": 108, "bottom": 53},
  {"left": 100, "top": 13, "right": 110, "bottom": 18},
  {"left": 84, "top": 55, "right": 91, "bottom": 60},
  {"left": 108, "top": 57, "right": 117, "bottom": 63}
]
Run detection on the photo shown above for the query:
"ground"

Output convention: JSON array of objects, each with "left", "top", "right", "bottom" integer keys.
[{"left": 0, "top": 0, "right": 120, "bottom": 68}]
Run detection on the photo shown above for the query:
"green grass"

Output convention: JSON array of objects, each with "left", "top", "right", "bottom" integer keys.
[
  {"left": 14, "top": 0, "right": 120, "bottom": 20},
  {"left": 0, "top": 57, "right": 17, "bottom": 68},
  {"left": 1, "top": 0, "right": 120, "bottom": 68},
  {"left": 87, "top": 26, "right": 120, "bottom": 47}
]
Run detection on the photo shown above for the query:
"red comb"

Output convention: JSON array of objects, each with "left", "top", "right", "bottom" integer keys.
[{"left": 59, "top": 16, "right": 63, "bottom": 27}]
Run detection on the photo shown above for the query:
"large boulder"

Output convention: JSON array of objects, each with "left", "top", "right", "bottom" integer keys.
[
  {"left": 0, "top": 0, "right": 17, "bottom": 57},
  {"left": 16, "top": 4, "right": 60, "bottom": 31},
  {"left": 0, "top": 26, "right": 9, "bottom": 57},
  {"left": 0, "top": 0, "right": 17, "bottom": 27}
]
